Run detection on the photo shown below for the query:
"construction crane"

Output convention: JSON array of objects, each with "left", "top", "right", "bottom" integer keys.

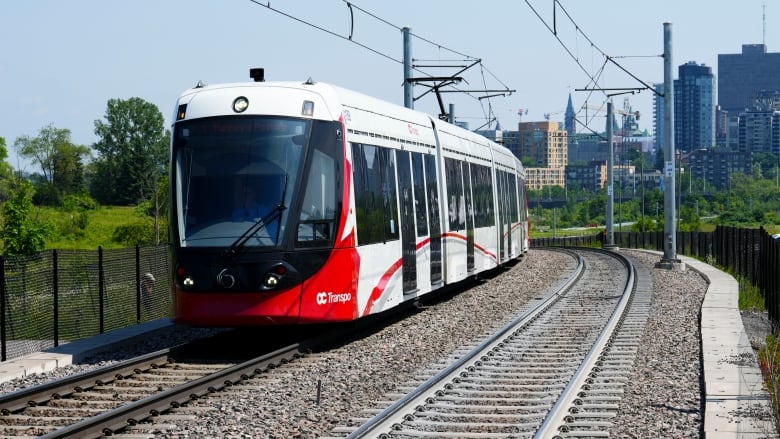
[
  {"left": 517, "top": 108, "right": 528, "bottom": 122},
  {"left": 580, "top": 97, "right": 640, "bottom": 132},
  {"left": 544, "top": 110, "right": 564, "bottom": 121}
]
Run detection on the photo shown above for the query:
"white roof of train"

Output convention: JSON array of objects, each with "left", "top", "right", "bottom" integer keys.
[{"left": 175, "top": 78, "right": 523, "bottom": 174}]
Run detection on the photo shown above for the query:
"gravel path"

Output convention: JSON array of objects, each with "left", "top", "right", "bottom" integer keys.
[{"left": 0, "top": 248, "right": 774, "bottom": 438}]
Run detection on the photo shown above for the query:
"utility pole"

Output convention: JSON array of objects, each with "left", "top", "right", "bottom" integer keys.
[
  {"left": 658, "top": 22, "right": 681, "bottom": 269},
  {"left": 604, "top": 101, "right": 615, "bottom": 248},
  {"left": 403, "top": 27, "right": 413, "bottom": 109}
]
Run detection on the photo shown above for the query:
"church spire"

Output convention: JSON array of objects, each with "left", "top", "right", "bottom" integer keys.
[{"left": 564, "top": 93, "right": 576, "bottom": 138}]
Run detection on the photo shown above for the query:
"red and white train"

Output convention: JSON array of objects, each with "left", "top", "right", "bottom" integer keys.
[{"left": 170, "top": 68, "right": 529, "bottom": 326}]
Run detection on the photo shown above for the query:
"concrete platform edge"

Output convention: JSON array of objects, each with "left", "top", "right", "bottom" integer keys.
[
  {"left": 640, "top": 250, "right": 777, "bottom": 438},
  {"left": 0, "top": 318, "right": 175, "bottom": 385}
]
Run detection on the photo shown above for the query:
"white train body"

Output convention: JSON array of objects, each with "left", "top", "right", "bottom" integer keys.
[{"left": 170, "top": 73, "right": 528, "bottom": 326}]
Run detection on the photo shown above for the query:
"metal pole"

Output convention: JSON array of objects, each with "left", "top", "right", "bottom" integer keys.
[
  {"left": 403, "top": 27, "right": 413, "bottom": 109},
  {"left": 98, "top": 246, "right": 105, "bottom": 334},
  {"left": 1, "top": 256, "right": 6, "bottom": 362},
  {"left": 136, "top": 245, "right": 141, "bottom": 323},
  {"left": 662, "top": 22, "right": 678, "bottom": 263},
  {"left": 53, "top": 250, "right": 59, "bottom": 347},
  {"left": 605, "top": 101, "right": 615, "bottom": 247}
]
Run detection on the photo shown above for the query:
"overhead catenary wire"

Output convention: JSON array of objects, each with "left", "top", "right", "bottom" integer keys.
[
  {"left": 247, "top": 0, "right": 402, "bottom": 64},
  {"left": 524, "top": 0, "right": 661, "bottom": 134},
  {"left": 247, "top": 0, "right": 513, "bottom": 127}
]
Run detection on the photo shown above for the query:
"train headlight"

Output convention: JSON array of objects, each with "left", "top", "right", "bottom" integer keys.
[
  {"left": 232, "top": 96, "right": 249, "bottom": 113},
  {"left": 183, "top": 276, "right": 195, "bottom": 287},
  {"left": 263, "top": 273, "right": 280, "bottom": 288}
]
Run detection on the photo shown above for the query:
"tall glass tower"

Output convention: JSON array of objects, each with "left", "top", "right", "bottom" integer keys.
[
  {"left": 674, "top": 61, "right": 715, "bottom": 152},
  {"left": 718, "top": 44, "right": 780, "bottom": 115}
]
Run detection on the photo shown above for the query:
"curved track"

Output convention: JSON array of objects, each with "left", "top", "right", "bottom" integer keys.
[{"left": 330, "top": 248, "right": 645, "bottom": 438}]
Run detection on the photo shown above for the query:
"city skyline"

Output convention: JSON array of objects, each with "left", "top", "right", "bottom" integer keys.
[{"left": 0, "top": 1, "right": 774, "bottom": 172}]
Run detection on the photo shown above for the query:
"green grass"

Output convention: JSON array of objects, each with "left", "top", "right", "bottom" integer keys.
[
  {"left": 34, "top": 205, "right": 149, "bottom": 250},
  {"left": 531, "top": 227, "right": 603, "bottom": 239},
  {"left": 738, "top": 275, "right": 767, "bottom": 311},
  {"left": 758, "top": 335, "right": 780, "bottom": 432}
]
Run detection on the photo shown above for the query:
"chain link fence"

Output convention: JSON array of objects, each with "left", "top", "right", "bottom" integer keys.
[{"left": 0, "top": 245, "right": 170, "bottom": 361}]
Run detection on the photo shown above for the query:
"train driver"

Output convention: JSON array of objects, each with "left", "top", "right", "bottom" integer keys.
[{"left": 232, "top": 187, "right": 265, "bottom": 221}]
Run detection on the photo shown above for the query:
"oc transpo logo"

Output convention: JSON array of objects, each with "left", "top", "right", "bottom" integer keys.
[{"left": 316, "top": 291, "right": 352, "bottom": 305}]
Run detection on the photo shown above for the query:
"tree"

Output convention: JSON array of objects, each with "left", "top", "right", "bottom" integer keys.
[
  {"left": 91, "top": 98, "right": 169, "bottom": 205},
  {"left": 0, "top": 179, "right": 50, "bottom": 255},
  {"left": 0, "top": 138, "right": 16, "bottom": 199},
  {"left": 14, "top": 125, "right": 90, "bottom": 205}
]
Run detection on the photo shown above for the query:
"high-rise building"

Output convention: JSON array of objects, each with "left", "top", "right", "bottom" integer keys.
[
  {"left": 674, "top": 61, "right": 715, "bottom": 152},
  {"left": 518, "top": 121, "right": 567, "bottom": 168},
  {"left": 737, "top": 108, "right": 780, "bottom": 157},
  {"left": 518, "top": 121, "right": 567, "bottom": 189},
  {"left": 653, "top": 82, "right": 665, "bottom": 163},
  {"left": 715, "top": 105, "right": 729, "bottom": 147},
  {"left": 718, "top": 44, "right": 780, "bottom": 115}
]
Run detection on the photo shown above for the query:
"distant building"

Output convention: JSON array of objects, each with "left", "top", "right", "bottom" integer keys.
[
  {"left": 565, "top": 161, "right": 606, "bottom": 192},
  {"left": 568, "top": 133, "right": 608, "bottom": 164},
  {"left": 715, "top": 105, "right": 729, "bottom": 148},
  {"left": 718, "top": 44, "right": 780, "bottom": 116},
  {"left": 687, "top": 148, "right": 752, "bottom": 190},
  {"left": 737, "top": 107, "right": 780, "bottom": 157},
  {"left": 517, "top": 121, "right": 568, "bottom": 190},
  {"left": 501, "top": 130, "right": 520, "bottom": 158},
  {"left": 525, "top": 166, "right": 566, "bottom": 190},
  {"left": 518, "top": 121, "right": 567, "bottom": 168},
  {"left": 674, "top": 61, "right": 715, "bottom": 152},
  {"left": 564, "top": 161, "right": 640, "bottom": 193}
]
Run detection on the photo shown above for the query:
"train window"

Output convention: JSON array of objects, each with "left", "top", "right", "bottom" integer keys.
[
  {"left": 508, "top": 173, "right": 519, "bottom": 223},
  {"left": 173, "top": 116, "right": 308, "bottom": 248},
  {"left": 445, "top": 158, "right": 465, "bottom": 231},
  {"left": 411, "top": 152, "right": 428, "bottom": 237},
  {"left": 471, "top": 164, "right": 495, "bottom": 228},
  {"left": 295, "top": 121, "right": 341, "bottom": 247},
  {"left": 352, "top": 143, "right": 399, "bottom": 245}
]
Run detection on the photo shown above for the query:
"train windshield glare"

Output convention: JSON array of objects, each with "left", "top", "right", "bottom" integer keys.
[{"left": 173, "top": 116, "right": 309, "bottom": 247}]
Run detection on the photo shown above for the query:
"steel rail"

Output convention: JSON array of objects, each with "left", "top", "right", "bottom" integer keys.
[
  {"left": 534, "top": 248, "right": 636, "bottom": 438},
  {"left": 345, "top": 249, "right": 585, "bottom": 438},
  {"left": 32, "top": 326, "right": 355, "bottom": 438},
  {"left": 0, "top": 349, "right": 172, "bottom": 414}
]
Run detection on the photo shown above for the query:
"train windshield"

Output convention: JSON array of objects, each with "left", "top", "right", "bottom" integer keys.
[{"left": 173, "top": 116, "right": 309, "bottom": 248}]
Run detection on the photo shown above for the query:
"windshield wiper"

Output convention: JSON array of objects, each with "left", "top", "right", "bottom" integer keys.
[
  {"left": 223, "top": 175, "right": 289, "bottom": 258},
  {"left": 223, "top": 204, "right": 286, "bottom": 258}
]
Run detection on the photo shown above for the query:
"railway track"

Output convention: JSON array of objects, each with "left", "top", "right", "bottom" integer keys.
[
  {"left": 0, "top": 327, "right": 353, "bottom": 438},
  {"left": 328, "top": 248, "right": 647, "bottom": 438},
  {"left": 0, "top": 249, "right": 650, "bottom": 438}
]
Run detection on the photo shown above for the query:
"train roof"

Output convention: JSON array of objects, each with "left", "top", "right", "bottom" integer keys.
[{"left": 175, "top": 77, "right": 523, "bottom": 173}]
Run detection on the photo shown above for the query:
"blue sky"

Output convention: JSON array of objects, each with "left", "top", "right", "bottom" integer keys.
[{"left": 0, "top": 1, "right": 771, "bottom": 172}]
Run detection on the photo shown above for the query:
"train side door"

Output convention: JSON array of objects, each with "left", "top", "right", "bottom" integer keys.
[
  {"left": 424, "top": 154, "right": 443, "bottom": 286},
  {"left": 497, "top": 170, "right": 508, "bottom": 262},
  {"left": 465, "top": 163, "right": 475, "bottom": 273},
  {"left": 397, "top": 150, "right": 417, "bottom": 294}
]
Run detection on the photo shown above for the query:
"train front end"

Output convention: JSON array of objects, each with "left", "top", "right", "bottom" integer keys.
[{"left": 170, "top": 75, "right": 357, "bottom": 326}]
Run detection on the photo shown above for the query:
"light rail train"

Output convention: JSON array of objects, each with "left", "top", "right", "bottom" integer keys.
[{"left": 170, "top": 68, "right": 529, "bottom": 326}]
